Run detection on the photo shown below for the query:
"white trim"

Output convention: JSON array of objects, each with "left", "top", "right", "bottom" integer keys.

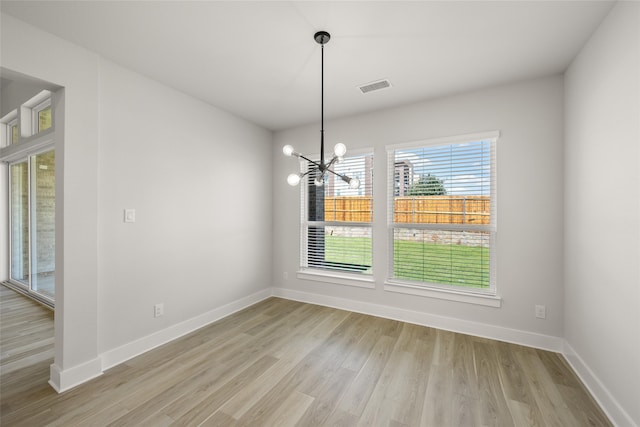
[
  {"left": 562, "top": 342, "right": 636, "bottom": 427},
  {"left": 21, "top": 89, "right": 52, "bottom": 109},
  {"left": 384, "top": 280, "right": 501, "bottom": 307},
  {"left": 48, "top": 358, "right": 103, "bottom": 393},
  {"left": 391, "top": 222, "right": 494, "bottom": 232},
  {"left": 1, "top": 110, "right": 18, "bottom": 148},
  {"left": 20, "top": 90, "right": 52, "bottom": 138},
  {"left": 297, "top": 269, "right": 375, "bottom": 289},
  {"left": 385, "top": 130, "right": 500, "bottom": 151},
  {"left": 31, "top": 97, "right": 52, "bottom": 134},
  {"left": 273, "top": 287, "right": 562, "bottom": 352},
  {"left": 0, "top": 109, "right": 18, "bottom": 123},
  {"left": 100, "top": 288, "right": 272, "bottom": 371},
  {"left": 307, "top": 220, "right": 372, "bottom": 228},
  {"left": 42, "top": 286, "right": 630, "bottom": 427},
  {"left": 0, "top": 127, "right": 54, "bottom": 162},
  {"left": 45, "top": 288, "right": 272, "bottom": 393}
]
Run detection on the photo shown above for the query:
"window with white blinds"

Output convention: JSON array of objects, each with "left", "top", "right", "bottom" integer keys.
[
  {"left": 301, "top": 150, "right": 374, "bottom": 276},
  {"left": 387, "top": 132, "right": 497, "bottom": 293}
]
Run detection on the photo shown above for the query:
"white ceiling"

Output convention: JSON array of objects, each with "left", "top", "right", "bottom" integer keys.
[{"left": 1, "top": 1, "right": 614, "bottom": 131}]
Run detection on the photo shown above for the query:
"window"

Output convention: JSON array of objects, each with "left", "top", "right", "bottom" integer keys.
[
  {"left": 19, "top": 90, "right": 53, "bottom": 138},
  {"left": 1, "top": 110, "right": 18, "bottom": 147},
  {"left": 300, "top": 150, "right": 374, "bottom": 283},
  {"left": 1, "top": 89, "right": 57, "bottom": 306},
  {"left": 8, "top": 150, "right": 56, "bottom": 302},
  {"left": 1, "top": 91, "right": 53, "bottom": 148},
  {"left": 33, "top": 98, "right": 52, "bottom": 133},
  {"left": 387, "top": 132, "right": 497, "bottom": 296},
  {"left": 11, "top": 121, "right": 18, "bottom": 144}
]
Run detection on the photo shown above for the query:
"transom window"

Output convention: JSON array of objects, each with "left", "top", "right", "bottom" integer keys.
[
  {"left": 1, "top": 110, "right": 18, "bottom": 147},
  {"left": 1, "top": 90, "right": 53, "bottom": 148},
  {"left": 32, "top": 98, "right": 52, "bottom": 134}
]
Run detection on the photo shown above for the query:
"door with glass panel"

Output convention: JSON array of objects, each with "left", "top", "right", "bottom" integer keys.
[{"left": 9, "top": 150, "right": 55, "bottom": 301}]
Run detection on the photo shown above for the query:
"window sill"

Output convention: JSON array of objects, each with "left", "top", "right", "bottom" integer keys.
[
  {"left": 297, "top": 269, "right": 376, "bottom": 289},
  {"left": 384, "top": 280, "right": 501, "bottom": 307}
]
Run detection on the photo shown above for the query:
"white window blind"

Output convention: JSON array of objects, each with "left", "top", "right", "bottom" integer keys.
[
  {"left": 387, "top": 132, "right": 497, "bottom": 292},
  {"left": 301, "top": 150, "right": 374, "bottom": 275}
]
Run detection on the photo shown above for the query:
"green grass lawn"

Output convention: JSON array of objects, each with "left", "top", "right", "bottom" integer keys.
[
  {"left": 325, "top": 235, "right": 372, "bottom": 269},
  {"left": 324, "top": 235, "right": 489, "bottom": 288},
  {"left": 393, "top": 239, "right": 489, "bottom": 288}
]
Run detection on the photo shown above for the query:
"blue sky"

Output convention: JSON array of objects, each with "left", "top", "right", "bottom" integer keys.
[{"left": 395, "top": 140, "right": 492, "bottom": 196}]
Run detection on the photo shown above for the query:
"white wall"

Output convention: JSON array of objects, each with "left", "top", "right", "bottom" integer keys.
[
  {"left": 2, "top": 13, "right": 273, "bottom": 390},
  {"left": 273, "top": 75, "right": 565, "bottom": 347},
  {"left": 0, "top": 76, "right": 46, "bottom": 117},
  {"left": 2, "top": 12, "right": 102, "bottom": 390},
  {"left": 97, "top": 59, "right": 273, "bottom": 354},
  {"left": 564, "top": 2, "right": 640, "bottom": 426}
]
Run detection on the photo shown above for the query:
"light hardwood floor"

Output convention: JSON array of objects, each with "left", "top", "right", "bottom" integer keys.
[{"left": 1, "top": 285, "right": 611, "bottom": 426}]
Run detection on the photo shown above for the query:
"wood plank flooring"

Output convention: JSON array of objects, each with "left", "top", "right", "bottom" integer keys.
[
  {"left": 0, "top": 283, "right": 55, "bottom": 423},
  {"left": 0, "top": 285, "right": 611, "bottom": 426}
]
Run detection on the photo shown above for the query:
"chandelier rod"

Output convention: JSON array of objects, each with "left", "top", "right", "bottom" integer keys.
[{"left": 320, "top": 37, "right": 326, "bottom": 170}]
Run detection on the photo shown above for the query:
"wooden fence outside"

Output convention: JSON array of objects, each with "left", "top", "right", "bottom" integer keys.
[{"left": 325, "top": 195, "right": 490, "bottom": 225}]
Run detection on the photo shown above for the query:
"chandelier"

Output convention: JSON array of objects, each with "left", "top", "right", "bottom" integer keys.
[{"left": 283, "top": 31, "right": 360, "bottom": 189}]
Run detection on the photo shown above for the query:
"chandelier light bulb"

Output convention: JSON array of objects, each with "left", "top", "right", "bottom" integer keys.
[
  {"left": 349, "top": 177, "right": 361, "bottom": 189},
  {"left": 283, "top": 145, "right": 295, "bottom": 156},
  {"left": 314, "top": 175, "right": 324, "bottom": 186},
  {"left": 333, "top": 143, "right": 347, "bottom": 157},
  {"left": 287, "top": 173, "right": 301, "bottom": 186}
]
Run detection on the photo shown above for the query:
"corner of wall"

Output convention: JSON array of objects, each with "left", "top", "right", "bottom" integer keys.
[
  {"left": 48, "top": 359, "right": 103, "bottom": 394},
  {"left": 562, "top": 342, "right": 638, "bottom": 427}
]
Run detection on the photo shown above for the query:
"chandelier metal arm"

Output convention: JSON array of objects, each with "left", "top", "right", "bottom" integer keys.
[
  {"left": 325, "top": 155, "right": 339, "bottom": 169},
  {"left": 298, "top": 153, "right": 322, "bottom": 168},
  {"left": 326, "top": 167, "right": 356, "bottom": 185},
  {"left": 299, "top": 169, "right": 315, "bottom": 179},
  {"left": 325, "top": 167, "right": 345, "bottom": 178}
]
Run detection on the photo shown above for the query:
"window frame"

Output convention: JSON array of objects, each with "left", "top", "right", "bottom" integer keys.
[
  {"left": 31, "top": 98, "right": 52, "bottom": 134},
  {"left": 385, "top": 131, "right": 501, "bottom": 307},
  {"left": 1, "top": 110, "right": 19, "bottom": 148},
  {"left": 18, "top": 90, "right": 53, "bottom": 140},
  {"left": 1, "top": 91, "right": 55, "bottom": 163},
  {"left": 297, "top": 147, "right": 375, "bottom": 289}
]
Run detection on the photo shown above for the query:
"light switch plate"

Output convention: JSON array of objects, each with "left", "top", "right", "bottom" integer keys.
[{"left": 124, "top": 209, "right": 136, "bottom": 223}]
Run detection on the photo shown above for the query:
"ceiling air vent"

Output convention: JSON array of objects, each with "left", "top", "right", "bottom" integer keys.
[{"left": 358, "top": 79, "right": 391, "bottom": 94}]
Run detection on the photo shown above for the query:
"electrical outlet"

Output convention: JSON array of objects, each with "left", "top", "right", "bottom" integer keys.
[
  {"left": 535, "top": 304, "right": 546, "bottom": 319},
  {"left": 154, "top": 303, "right": 164, "bottom": 318}
]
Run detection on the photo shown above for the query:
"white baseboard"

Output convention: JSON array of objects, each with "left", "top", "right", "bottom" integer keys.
[
  {"left": 49, "top": 288, "right": 272, "bottom": 393},
  {"left": 46, "top": 285, "right": 633, "bottom": 426},
  {"left": 272, "top": 287, "right": 564, "bottom": 352},
  {"left": 49, "top": 358, "right": 103, "bottom": 393},
  {"left": 100, "top": 288, "right": 273, "bottom": 371},
  {"left": 562, "top": 342, "right": 637, "bottom": 427}
]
